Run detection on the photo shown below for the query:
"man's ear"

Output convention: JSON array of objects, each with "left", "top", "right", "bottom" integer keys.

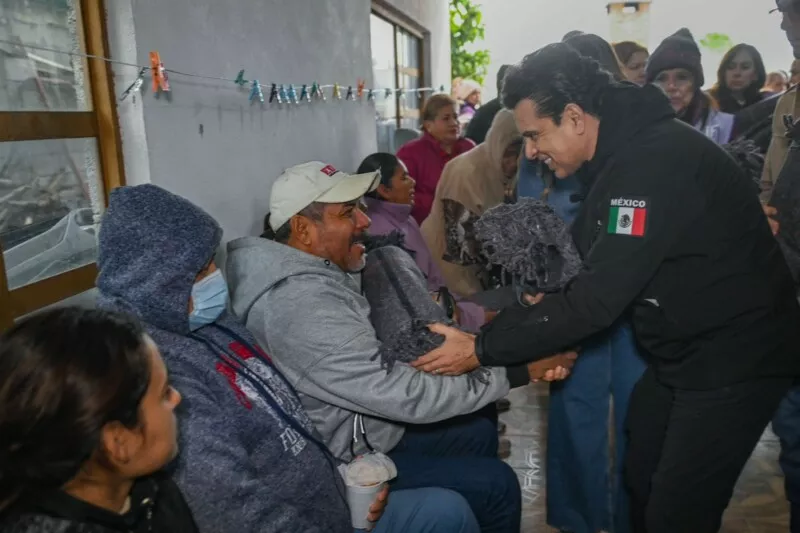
[
  {"left": 564, "top": 103, "right": 586, "bottom": 134},
  {"left": 290, "top": 215, "right": 313, "bottom": 246},
  {"left": 100, "top": 421, "right": 141, "bottom": 467}
]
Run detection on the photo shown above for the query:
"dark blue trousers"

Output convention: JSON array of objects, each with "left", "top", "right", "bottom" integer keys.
[
  {"left": 388, "top": 407, "right": 522, "bottom": 533},
  {"left": 773, "top": 382, "right": 800, "bottom": 532},
  {"left": 547, "top": 322, "right": 647, "bottom": 533}
]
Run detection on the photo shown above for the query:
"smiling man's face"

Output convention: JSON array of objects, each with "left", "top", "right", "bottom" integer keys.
[
  {"left": 308, "top": 201, "right": 371, "bottom": 273},
  {"left": 513, "top": 98, "right": 592, "bottom": 179}
]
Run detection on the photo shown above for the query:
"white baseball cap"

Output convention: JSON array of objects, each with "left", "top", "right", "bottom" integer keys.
[{"left": 269, "top": 161, "right": 380, "bottom": 230}]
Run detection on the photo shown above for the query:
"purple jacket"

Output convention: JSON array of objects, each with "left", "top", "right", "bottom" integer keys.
[{"left": 365, "top": 196, "right": 485, "bottom": 331}]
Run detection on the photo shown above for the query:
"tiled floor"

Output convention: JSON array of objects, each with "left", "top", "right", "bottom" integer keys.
[{"left": 499, "top": 383, "right": 790, "bottom": 532}]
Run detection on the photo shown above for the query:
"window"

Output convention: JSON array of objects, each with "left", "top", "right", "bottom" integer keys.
[
  {"left": 0, "top": 0, "right": 124, "bottom": 330},
  {"left": 369, "top": 11, "right": 424, "bottom": 153}
]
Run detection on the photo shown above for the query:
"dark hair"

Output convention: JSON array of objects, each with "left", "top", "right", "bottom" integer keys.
[
  {"left": 682, "top": 89, "right": 717, "bottom": 129},
  {"left": 613, "top": 41, "right": 648, "bottom": 65},
  {"left": 562, "top": 30, "right": 585, "bottom": 41},
  {"left": 708, "top": 44, "right": 767, "bottom": 111},
  {"left": 358, "top": 153, "right": 402, "bottom": 200},
  {"left": 261, "top": 203, "right": 325, "bottom": 243},
  {"left": 0, "top": 307, "right": 151, "bottom": 511},
  {"left": 421, "top": 94, "right": 458, "bottom": 123},
  {"left": 496, "top": 65, "right": 511, "bottom": 94},
  {"left": 502, "top": 43, "right": 614, "bottom": 124},
  {"left": 564, "top": 33, "right": 626, "bottom": 82}
]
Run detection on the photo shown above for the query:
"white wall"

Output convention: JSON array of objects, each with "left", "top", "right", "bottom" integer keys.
[
  {"left": 477, "top": 0, "right": 792, "bottom": 101},
  {"left": 105, "top": 0, "right": 449, "bottom": 241}
]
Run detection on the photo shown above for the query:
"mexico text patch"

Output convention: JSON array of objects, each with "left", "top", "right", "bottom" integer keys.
[{"left": 607, "top": 197, "right": 647, "bottom": 237}]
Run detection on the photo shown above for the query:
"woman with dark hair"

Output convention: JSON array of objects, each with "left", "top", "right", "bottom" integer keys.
[
  {"left": 358, "top": 152, "right": 489, "bottom": 331},
  {"left": 709, "top": 44, "right": 767, "bottom": 114},
  {"left": 397, "top": 94, "right": 475, "bottom": 224},
  {"left": 0, "top": 307, "right": 196, "bottom": 532},
  {"left": 516, "top": 32, "right": 646, "bottom": 533},
  {"left": 647, "top": 28, "right": 734, "bottom": 144},
  {"left": 614, "top": 41, "right": 649, "bottom": 85}
]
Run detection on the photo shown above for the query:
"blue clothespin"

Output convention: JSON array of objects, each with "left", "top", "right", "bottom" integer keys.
[
  {"left": 235, "top": 70, "right": 248, "bottom": 87},
  {"left": 300, "top": 84, "right": 310, "bottom": 103},
  {"left": 278, "top": 84, "right": 289, "bottom": 103},
  {"left": 367, "top": 89, "right": 375, "bottom": 101},
  {"left": 439, "top": 84, "right": 446, "bottom": 93},
  {"left": 249, "top": 80, "right": 263, "bottom": 104},
  {"left": 384, "top": 88, "right": 393, "bottom": 99},
  {"left": 287, "top": 84, "right": 298, "bottom": 104}
]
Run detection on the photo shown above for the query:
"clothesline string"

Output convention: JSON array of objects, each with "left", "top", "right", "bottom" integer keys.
[{"left": 0, "top": 37, "right": 439, "bottom": 92}]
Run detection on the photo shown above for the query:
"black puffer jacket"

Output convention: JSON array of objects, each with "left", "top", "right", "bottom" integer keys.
[
  {"left": 476, "top": 83, "right": 800, "bottom": 390},
  {"left": 0, "top": 473, "right": 197, "bottom": 533}
]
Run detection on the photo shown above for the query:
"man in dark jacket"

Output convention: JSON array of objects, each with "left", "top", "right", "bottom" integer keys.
[
  {"left": 465, "top": 65, "right": 510, "bottom": 144},
  {"left": 413, "top": 43, "right": 800, "bottom": 533}
]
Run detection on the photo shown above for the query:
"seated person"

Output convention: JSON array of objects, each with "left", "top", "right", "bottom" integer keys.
[
  {"left": 420, "top": 110, "right": 523, "bottom": 298},
  {"left": 227, "top": 162, "right": 576, "bottom": 532},
  {"left": 357, "top": 152, "right": 489, "bottom": 331},
  {"left": 0, "top": 307, "right": 197, "bottom": 532},
  {"left": 95, "top": 184, "right": 481, "bottom": 533}
]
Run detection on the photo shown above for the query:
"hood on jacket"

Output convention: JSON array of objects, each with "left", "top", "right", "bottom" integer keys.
[
  {"left": 485, "top": 109, "right": 522, "bottom": 173},
  {"left": 226, "top": 236, "right": 351, "bottom": 321},
  {"left": 579, "top": 83, "right": 675, "bottom": 182},
  {"left": 96, "top": 184, "right": 222, "bottom": 335}
]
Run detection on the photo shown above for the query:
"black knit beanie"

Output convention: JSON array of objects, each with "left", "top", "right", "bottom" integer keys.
[{"left": 646, "top": 28, "right": 704, "bottom": 86}]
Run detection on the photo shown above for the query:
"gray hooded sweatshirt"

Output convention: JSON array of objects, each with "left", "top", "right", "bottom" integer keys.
[{"left": 227, "top": 237, "right": 519, "bottom": 460}]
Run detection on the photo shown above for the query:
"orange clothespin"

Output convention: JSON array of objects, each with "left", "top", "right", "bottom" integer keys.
[
  {"left": 149, "top": 51, "right": 170, "bottom": 93},
  {"left": 357, "top": 79, "right": 366, "bottom": 99}
]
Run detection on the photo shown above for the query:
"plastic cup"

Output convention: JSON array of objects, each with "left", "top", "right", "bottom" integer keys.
[{"left": 346, "top": 481, "right": 385, "bottom": 530}]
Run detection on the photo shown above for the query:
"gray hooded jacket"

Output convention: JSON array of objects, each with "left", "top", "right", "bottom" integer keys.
[{"left": 227, "top": 237, "right": 519, "bottom": 460}]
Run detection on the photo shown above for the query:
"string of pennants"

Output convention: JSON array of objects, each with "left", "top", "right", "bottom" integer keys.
[{"left": 0, "top": 38, "right": 446, "bottom": 105}]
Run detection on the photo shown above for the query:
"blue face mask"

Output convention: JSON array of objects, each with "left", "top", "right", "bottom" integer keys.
[{"left": 189, "top": 269, "right": 228, "bottom": 331}]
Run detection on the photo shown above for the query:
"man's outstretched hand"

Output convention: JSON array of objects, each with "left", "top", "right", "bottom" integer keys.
[
  {"left": 411, "top": 323, "right": 479, "bottom": 376},
  {"left": 528, "top": 351, "right": 579, "bottom": 382}
]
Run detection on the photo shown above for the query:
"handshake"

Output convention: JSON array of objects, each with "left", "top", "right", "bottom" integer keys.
[{"left": 413, "top": 290, "right": 579, "bottom": 382}]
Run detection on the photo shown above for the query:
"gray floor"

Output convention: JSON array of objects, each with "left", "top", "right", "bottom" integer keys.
[{"left": 499, "top": 383, "right": 790, "bottom": 532}]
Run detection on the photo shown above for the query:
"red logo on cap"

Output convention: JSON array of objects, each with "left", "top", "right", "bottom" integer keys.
[{"left": 320, "top": 164, "right": 338, "bottom": 177}]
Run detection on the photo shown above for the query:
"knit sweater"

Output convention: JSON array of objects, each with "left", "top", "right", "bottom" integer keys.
[{"left": 95, "top": 184, "right": 351, "bottom": 533}]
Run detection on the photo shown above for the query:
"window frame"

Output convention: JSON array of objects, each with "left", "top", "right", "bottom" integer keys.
[
  {"left": 0, "top": 0, "right": 124, "bottom": 330},
  {"left": 370, "top": 3, "right": 428, "bottom": 129}
]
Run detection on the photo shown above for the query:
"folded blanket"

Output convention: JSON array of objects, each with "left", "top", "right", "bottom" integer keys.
[
  {"left": 361, "top": 244, "right": 490, "bottom": 388},
  {"left": 474, "top": 198, "right": 582, "bottom": 293}
]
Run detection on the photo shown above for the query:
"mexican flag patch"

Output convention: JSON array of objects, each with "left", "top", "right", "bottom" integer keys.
[{"left": 608, "top": 197, "right": 647, "bottom": 237}]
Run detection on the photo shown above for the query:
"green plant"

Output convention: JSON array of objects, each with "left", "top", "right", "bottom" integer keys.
[
  {"left": 699, "top": 32, "right": 733, "bottom": 53},
  {"left": 450, "top": 0, "right": 490, "bottom": 85}
]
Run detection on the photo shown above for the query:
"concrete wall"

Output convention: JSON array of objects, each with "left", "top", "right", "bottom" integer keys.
[{"left": 105, "top": 0, "right": 450, "bottom": 242}]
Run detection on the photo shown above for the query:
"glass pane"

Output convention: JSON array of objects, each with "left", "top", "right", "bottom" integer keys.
[
  {"left": 408, "top": 36, "right": 418, "bottom": 70},
  {"left": 371, "top": 14, "right": 397, "bottom": 152},
  {"left": 0, "top": 0, "right": 92, "bottom": 111},
  {"left": 1, "top": 138, "right": 103, "bottom": 290}
]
